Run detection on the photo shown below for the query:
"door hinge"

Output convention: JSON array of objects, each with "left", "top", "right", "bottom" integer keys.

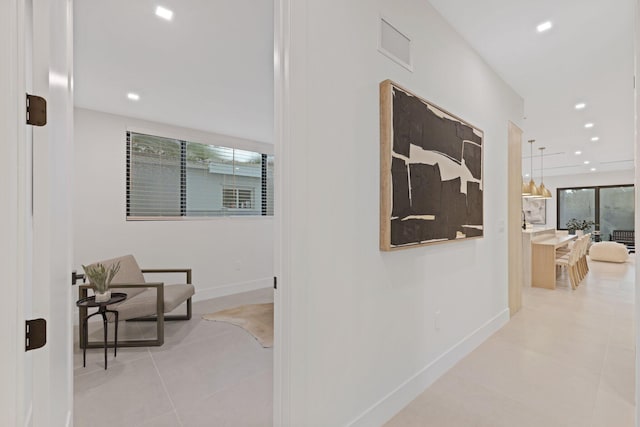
[
  {"left": 25, "top": 318, "right": 47, "bottom": 352},
  {"left": 26, "top": 93, "right": 47, "bottom": 126},
  {"left": 273, "top": 276, "right": 277, "bottom": 290}
]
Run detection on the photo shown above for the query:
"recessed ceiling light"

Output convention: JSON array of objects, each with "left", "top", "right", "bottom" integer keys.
[
  {"left": 584, "top": 123, "right": 594, "bottom": 128},
  {"left": 155, "top": 6, "right": 173, "bottom": 21},
  {"left": 584, "top": 160, "right": 590, "bottom": 165},
  {"left": 590, "top": 168, "right": 597, "bottom": 172},
  {"left": 574, "top": 151, "right": 582, "bottom": 155},
  {"left": 591, "top": 136, "right": 599, "bottom": 141},
  {"left": 525, "top": 173, "right": 530, "bottom": 177},
  {"left": 127, "top": 93, "right": 140, "bottom": 101},
  {"left": 575, "top": 103, "right": 586, "bottom": 110},
  {"left": 537, "top": 21, "right": 553, "bottom": 32}
]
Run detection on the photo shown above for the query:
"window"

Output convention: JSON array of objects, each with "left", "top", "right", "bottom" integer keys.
[
  {"left": 127, "top": 132, "right": 274, "bottom": 219},
  {"left": 557, "top": 185, "right": 634, "bottom": 240},
  {"left": 557, "top": 188, "right": 596, "bottom": 231},
  {"left": 223, "top": 187, "right": 254, "bottom": 209}
]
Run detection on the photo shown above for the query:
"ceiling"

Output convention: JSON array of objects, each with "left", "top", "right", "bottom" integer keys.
[
  {"left": 74, "top": 0, "right": 274, "bottom": 143},
  {"left": 75, "top": 1, "right": 635, "bottom": 175},
  {"left": 428, "top": 0, "right": 635, "bottom": 177}
]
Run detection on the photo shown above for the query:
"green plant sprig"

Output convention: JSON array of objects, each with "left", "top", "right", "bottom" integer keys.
[{"left": 82, "top": 262, "right": 121, "bottom": 293}]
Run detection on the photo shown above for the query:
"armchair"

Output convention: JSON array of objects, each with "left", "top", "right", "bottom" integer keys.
[{"left": 78, "top": 254, "right": 195, "bottom": 348}]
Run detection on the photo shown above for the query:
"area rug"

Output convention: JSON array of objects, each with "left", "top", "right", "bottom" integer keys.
[{"left": 202, "top": 303, "right": 273, "bottom": 348}]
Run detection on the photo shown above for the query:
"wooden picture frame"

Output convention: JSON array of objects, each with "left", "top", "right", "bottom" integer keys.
[{"left": 380, "top": 80, "right": 484, "bottom": 251}]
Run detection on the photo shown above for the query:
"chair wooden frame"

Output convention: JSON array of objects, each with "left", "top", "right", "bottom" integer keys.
[
  {"left": 78, "top": 268, "right": 192, "bottom": 349},
  {"left": 555, "top": 235, "right": 590, "bottom": 290}
]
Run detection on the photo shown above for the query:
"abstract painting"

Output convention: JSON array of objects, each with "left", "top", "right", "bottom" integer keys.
[
  {"left": 380, "top": 80, "right": 484, "bottom": 250},
  {"left": 523, "top": 198, "right": 546, "bottom": 225}
]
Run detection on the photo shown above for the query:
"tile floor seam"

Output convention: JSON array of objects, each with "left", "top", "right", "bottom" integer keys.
[
  {"left": 149, "top": 347, "right": 185, "bottom": 427},
  {"left": 134, "top": 409, "right": 179, "bottom": 427},
  {"left": 74, "top": 289, "right": 275, "bottom": 426},
  {"left": 73, "top": 321, "right": 154, "bottom": 378},
  {"left": 172, "top": 365, "right": 273, "bottom": 413},
  {"left": 446, "top": 371, "right": 565, "bottom": 424},
  {"left": 490, "top": 333, "right": 604, "bottom": 382},
  {"left": 73, "top": 356, "right": 152, "bottom": 378},
  {"left": 449, "top": 331, "right": 605, "bottom": 425},
  {"left": 160, "top": 326, "right": 237, "bottom": 349},
  {"left": 588, "top": 308, "right": 615, "bottom": 427}
]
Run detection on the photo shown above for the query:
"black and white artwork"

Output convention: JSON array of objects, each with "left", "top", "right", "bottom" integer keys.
[
  {"left": 523, "top": 198, "right": 546, "bottom": 225},
  {"left": 380, "top": 80, "right": 484, "bottom": 250}
]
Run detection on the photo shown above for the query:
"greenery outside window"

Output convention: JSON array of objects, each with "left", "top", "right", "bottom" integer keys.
[
  {"left": 127, "top": 132, "right": 274, "bottom": 219},
  {"left": 557, "top": 185, "right": 634, "bottom": 240}
]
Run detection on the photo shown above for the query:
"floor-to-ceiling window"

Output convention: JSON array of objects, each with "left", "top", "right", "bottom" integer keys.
[{"left": 557, "top": 184, "right": 634, "bottom": 240}]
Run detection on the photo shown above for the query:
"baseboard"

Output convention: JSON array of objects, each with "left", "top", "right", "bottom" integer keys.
[
  {"left": 72, "top": 277, "right": 272, "bottom": 325},
  {"left": 192, "top": 277, "right": 272, "bottom": 302},
  {"left": 346, "top": 308, "right": 510, "bottom": 427}
]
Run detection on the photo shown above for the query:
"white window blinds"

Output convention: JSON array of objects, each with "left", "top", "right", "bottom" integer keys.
[{"left": 127, "top": 131, "right": 274, "bottom": 219}]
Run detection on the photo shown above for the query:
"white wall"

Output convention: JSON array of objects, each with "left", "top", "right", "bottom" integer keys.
[
  {"left": 281, "top": 0, "right": 524, "bottom": 425},
  {"left": 73, "top": 108, "right": 274, "bottom": 301},
  {"left": 540, "top": 169, "right": 635, "bottom": 229}
]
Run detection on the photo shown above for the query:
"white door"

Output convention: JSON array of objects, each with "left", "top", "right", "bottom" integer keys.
[{"left": 0, "top": 0, "right": 74, "bottom": 425}]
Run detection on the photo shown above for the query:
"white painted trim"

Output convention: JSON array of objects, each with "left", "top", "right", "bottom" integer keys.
[
  {"left": 634, "top": 3, "right": 639, "bottom": 427},
  {"left": 346, "top": 308, "right": 511, "bottom": 427},
  {"left": 72, "top": 278, "right": 272, "bottom": 325},
  {"left": 273, "top": 0, "right": 294, "bottom": 424},
  {"left": 65, "top": 410, "right": 72, "bottom": 427},
  {"left": 193, "top": 278, "right": 272, "bottom": 302}
]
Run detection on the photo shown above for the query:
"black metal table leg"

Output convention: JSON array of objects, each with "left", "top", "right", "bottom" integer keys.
[
  {"left": 76, "top": 293, "right": 126, "bottom": 370},
  {"left": 107, "top": 309, "right": 120, "bottom": 358},
  {"left": 83, "top": 311, "right": 103, "bottom": 367},
  {"left": 101, "top": 310, "right": 108, "bottom": 370},
  {"left": 82, "top": 316, "right": 88, "bottom": 367}
]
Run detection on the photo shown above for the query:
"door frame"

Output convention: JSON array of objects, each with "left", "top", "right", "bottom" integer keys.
[
  {"left": 273, "top": 0, "right": 291, "bottom": 423},
  {"left": 0, "top": 0, "right": 26, "bottom": 425},
  {"left": 0, "top": 0, "right": 75, "bottom": 425},
  {"left": 507, "top": 122, "right": 523, "bottom": 316},
  {"left": 635, "top": 3, "right": 640, "bottom": 426}
]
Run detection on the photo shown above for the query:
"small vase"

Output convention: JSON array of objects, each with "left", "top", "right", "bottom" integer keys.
[
  {"left": 95, "top": 290, "right": 111, "bottom": 303},
  {"left": 576, "top": 230, "right": 584, "bottom": 236}
]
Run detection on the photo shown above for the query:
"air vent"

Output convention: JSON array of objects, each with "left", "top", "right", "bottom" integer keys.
[{"left": 379, "top": 18, "right": 412, "bottom": 71}]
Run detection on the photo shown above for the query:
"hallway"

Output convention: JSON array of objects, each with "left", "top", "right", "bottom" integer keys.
[{"left": 387, "top": 256, "right": 635, "bottom": 427}]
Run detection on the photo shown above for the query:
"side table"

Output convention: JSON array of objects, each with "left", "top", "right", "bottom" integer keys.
[{"left": 76, "top": 292, "right": 127, "bottom": 369}]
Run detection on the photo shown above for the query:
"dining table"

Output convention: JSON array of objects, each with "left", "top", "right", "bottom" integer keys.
[{"left": 531, "top": 234, "right": 577, "bottom": 289}]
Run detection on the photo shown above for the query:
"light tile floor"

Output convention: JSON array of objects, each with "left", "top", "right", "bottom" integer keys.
[
  {"left": 73, "top": 288, "right": 274, "bottom": 427},
  {"left": 386, "top": 256, "right": 635, "bottom": 427},
  {"left": 75, "top": 257, "right": 635, "bottom": 427}
]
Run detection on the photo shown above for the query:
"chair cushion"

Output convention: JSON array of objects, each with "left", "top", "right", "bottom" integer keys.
[
  {"left": 108, "top": 284, "right": 195, "bottom": 321},
  {"left": 86, "top": 254, "right": 147, "bottom": 299},
  {"left": 589, "top": 242, "right": 628, "bottom": 263}
]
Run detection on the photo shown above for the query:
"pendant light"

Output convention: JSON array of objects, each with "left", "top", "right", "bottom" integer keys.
[
  {"left": 522, "top": 139, "right": 540, "bottom": 198},
  {"left": 538, "top": 146, "right": 552, "bottom": 199}
]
